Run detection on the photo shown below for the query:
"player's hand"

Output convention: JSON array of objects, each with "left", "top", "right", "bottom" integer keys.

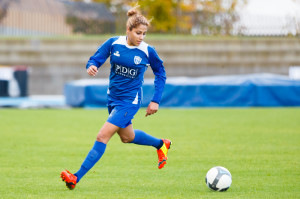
[
  {"left": 145, "top": 101, "right": 159, "bottom": 117},
  {"left": 87, "top": 65, "right": 98, "bottom": 76}
]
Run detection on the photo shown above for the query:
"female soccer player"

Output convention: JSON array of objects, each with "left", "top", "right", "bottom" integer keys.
[{"left": 60, "top": 6, "right": 171, "bottom": 190}]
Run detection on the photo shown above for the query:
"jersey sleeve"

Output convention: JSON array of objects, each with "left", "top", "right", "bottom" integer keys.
[
  {"left": 148, "top": 46, "right": 167, "bottom": 104},
  {"left": 86, "top": 37, "right": 118, "bottom": 69}
]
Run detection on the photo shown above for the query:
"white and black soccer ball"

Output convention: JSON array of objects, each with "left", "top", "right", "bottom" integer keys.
[{"left": 205, "top": 166, "right": 232, "bottom": 192}]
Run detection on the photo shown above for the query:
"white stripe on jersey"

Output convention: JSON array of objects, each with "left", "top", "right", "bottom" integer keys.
[
  {"left": 112, "top": 36, "right": 149, "bottom": 57},
  {"left": 132, "top": 92, "right": 139, "bottom": 104}
]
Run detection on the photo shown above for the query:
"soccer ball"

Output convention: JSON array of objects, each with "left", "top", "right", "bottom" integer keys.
[{"left": 205, "top": 166, "right": 232, "bottom": 191}]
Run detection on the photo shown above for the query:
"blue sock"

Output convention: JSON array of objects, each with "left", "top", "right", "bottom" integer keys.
[
  {"left": 131, "top": 129, "right": 163, "bottom": 149},
  {"left": 74, "top": 141, "right": 106, "bottom": 183}
]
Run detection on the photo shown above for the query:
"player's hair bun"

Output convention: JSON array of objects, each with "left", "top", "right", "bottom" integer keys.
[
  {"left": 127, "top": 9, "right": 138, "bottom": 17},
  {"left": 126, "top": 4, "right": 150, "bottom": 30}
]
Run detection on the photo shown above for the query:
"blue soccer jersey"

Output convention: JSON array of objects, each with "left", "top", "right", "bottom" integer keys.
[{"left": 86, "top": 36, "right": 166, "bottom": 105}]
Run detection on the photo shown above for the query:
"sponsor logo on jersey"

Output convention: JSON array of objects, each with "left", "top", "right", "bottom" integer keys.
[
  {"left": 114, "top": 64, "right": 138, "bottom": 79},
  {"left": 134, "top": 56, "right": 142, "bottom": 65},
  {"left": 114, "top": 51, "right": 120, "bottom": 57}
]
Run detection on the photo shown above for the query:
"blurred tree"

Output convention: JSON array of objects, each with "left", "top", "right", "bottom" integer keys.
[
  {"left": 94, "top": 0, "right": 131, "bottom": 33},
  {"left": 73, "top": 0, "right": 247, "bottom": 35},
  {"left": 87, "top": 0, "right": 177, "bottom": 33},
  {"left": 292, "top": 0, "right": 300, "bottom": 35},
  {"left": 190, "top": 0, "right": 247, "bottom": 35},
  {"left": 176, "top": 0, "right": 196, "bottom": 34},
  {"left": 139, "top": 0, "right": 176, "bottom": 33},
  {"left": 0, "top": 0, "right": 13, "bottom": 23}
]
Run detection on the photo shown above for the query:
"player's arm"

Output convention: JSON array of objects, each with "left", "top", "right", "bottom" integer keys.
[
  {"left": 87, "top": 65, "right": 98, "bottom": 76},
  {"left": 146, "top": 46, "right": 166, "bottom": 116},
  {"left": 145, "top": 101, "right": 159, "bottom": 117},
  {"left": 86, "top": 37, "right": 118, "bottom": 76}
]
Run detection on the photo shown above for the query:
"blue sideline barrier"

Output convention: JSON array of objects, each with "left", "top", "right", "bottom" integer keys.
[{"left": 64, "top": 74, "right": 300, "bottom": 107}]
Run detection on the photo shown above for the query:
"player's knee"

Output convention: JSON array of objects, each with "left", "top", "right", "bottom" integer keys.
[
  {"left": 120, "top": 136, "right": 133, "bottom": 143},
  {"left": 96, "top": 133, "right": 107, "bottom": 143}
]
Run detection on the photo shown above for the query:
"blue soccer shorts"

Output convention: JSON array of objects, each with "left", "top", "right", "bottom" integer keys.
[{"left": 106, "top": 101, "right": 140, "bottom": 128}]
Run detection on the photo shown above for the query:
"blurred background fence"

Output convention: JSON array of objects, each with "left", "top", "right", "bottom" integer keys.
[{"left": 0, "top": 0, "right": 299, "bottom": 37}]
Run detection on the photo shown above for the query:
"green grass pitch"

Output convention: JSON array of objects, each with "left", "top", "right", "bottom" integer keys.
[{"left": 0, "top": 108, "right": 299, "bottom": 199}]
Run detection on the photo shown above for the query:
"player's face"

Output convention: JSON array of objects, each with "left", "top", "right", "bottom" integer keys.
[{"left": 126, "top": 24, "right": 147, "bottom": 46}]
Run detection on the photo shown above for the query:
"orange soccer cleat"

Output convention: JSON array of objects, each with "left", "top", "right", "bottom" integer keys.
[
  {"left": 157, "top": 139, "right": 172, "bottom": 169},
  {"left": 60, "top": 170, "right": 77, "bottom": 190}
]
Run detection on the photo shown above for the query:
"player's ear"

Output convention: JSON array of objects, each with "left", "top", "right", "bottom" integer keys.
[{"left": 126, "top": 27, "right": 130, "bottom": 34}]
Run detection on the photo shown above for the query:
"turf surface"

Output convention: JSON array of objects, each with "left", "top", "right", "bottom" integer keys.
[{"left": 0, "top": 108, "right": 299, "bottom": 199}]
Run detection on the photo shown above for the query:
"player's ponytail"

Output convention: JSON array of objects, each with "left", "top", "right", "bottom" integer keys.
[{"left": 126, "top": 4, "right": 151, "bottom": 30}]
